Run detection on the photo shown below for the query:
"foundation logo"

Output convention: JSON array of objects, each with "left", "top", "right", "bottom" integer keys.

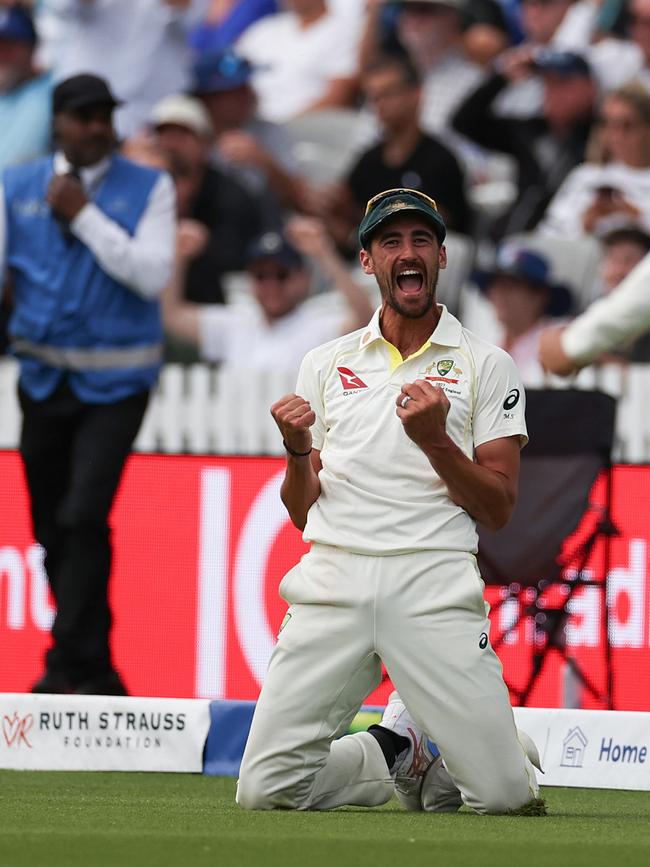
[
  {"left": 2, "top": 711, "right": 34, "bottom": 748},
  {"left": 561, "top": 726, "right": 588, "bottom": 767}
]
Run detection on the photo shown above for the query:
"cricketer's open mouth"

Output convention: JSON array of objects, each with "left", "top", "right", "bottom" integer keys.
[{"left": 395, "top": 268, "right": 424, "bottom": 295}]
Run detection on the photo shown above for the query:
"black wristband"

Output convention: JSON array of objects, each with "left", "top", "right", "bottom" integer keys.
[{"left": 283, "top": 440, "right": 312, "bottom": 457}]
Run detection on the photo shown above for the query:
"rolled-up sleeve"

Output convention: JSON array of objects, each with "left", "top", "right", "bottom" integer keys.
[{"left": 70, "top": 171, "right": 176, "bottom": 301}]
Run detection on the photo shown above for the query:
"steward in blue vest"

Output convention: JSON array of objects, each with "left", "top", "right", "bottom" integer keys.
[
  {"left": 0, "top": 73, "right": 176, "bottom": 696},
  {"left": 4, "top": 153, "right": 164, "bottom": 401}
]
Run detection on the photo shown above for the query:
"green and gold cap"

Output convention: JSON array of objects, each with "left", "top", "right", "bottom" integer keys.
[{"left": 358, "top": 188, "right": 446, "bottom": 249}]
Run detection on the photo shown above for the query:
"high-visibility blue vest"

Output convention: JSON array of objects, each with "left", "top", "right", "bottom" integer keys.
[{"left": 4, "top": 154, "right": 164, "bottom": 403}]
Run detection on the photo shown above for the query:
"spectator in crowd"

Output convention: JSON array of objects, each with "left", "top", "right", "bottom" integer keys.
[
  {"left": 150, "top": 93, "right": 262, "bottom": 305},
  {"left": 0, "top": 73, "right": 176, "bottom": 694},
  {"left": 327, "top": 54, "right": 472, "bottom": 252},
  {"left": 492, "top": 0, "right": 576, "bottom": 117},
  {"left": 538, "top": 83, "right": 650, "bottom": 238},
  {"left": 359, "top": 0, "right": 485, "bottom": 140},
  {"left": 40, "top": 0, "right": 210, "bottom": 138},
  {"left": 189, "top": 0, "right": 278, "bottom": 55},
  {"left": 462, "top": 0, "right": 512, "bottom": 67},
  {"left": 544, "top": 0, "right": 650, "bottom": 92},
  {"left": 162, "top": 218, "right": 374, "bottom": 374},
  {"left": 235, "top": 0, "right": 361, "bottom": 123},
  {"left": 476, "top": 241, "right": 573, "bottom": 381},
  {"left": 0, "top": 4, "right": 51, "bottom": 172},
  {"left": 121, "top": 134, "right": 173, "bottom": 173},
  {"left": 192, "top": 48, "right": 308, "bottom": 227},
  {"left": 453, "top": 49, "right": 597, "bottom": 236}
]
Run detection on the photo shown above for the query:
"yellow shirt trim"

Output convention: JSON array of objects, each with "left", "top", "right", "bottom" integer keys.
[{"left": 380, "top": 337, "right": 431, "bottom": 372}]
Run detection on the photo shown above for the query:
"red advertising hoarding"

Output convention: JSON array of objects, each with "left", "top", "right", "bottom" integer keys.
[{"left": 1, "top": 452, "right": 650, "bottom": 709}]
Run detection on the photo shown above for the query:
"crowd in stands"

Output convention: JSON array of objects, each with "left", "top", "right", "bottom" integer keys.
[{"left": 3, "top": 0, "right": 650, "bottom": 382}]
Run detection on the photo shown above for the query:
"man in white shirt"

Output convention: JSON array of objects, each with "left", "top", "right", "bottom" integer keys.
[
  {"left": 539, "top": 248, "right": 650, "bottom": 373},
  {"left": 0, "top": 74, "right": 176, "bottom": 695},
  {"left": 236, "top": 188, "right": 543, "bottom": 815},
  {"left": 162, "top": 216, "right": 374, "bottom": 374},
  {"left": 40, "top": 0, "right": 210, "bottom": 138},
  {"left": 235, "top": 0, "right": 360, "bottom": 123}
]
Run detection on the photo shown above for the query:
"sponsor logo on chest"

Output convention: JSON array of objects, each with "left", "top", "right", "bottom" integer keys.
[{"left": 337, "top": 366, "right": 369, "bottom": 396}]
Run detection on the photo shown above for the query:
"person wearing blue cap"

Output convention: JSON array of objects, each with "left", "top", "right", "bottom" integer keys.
[
  {"left": 476, "top": 241, "right": 573, "bottom": 381},
  {"left": 192, "top": 47, "right": 308, "bottom": 225},
  {"left": 0, "top": 5, "right": 52, "bottom": 173}
]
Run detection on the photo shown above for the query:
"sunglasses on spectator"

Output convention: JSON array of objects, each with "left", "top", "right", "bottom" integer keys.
[
  {"left": 364, "top": 187, "right": 439, "bottom": 217},
  {"left": 598, "top": 116, "right": 646, "bottom": 131},
  {"left": 249, "top": 268, "right": 293, "bottom": 282}
]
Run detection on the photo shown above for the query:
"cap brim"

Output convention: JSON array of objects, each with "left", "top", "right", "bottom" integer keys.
[
  {"left": 360, "top": 204, "right": 446, "bottom": 248},
  {"left": 58, "top": 95, "right": 122, "bottom": 112}
]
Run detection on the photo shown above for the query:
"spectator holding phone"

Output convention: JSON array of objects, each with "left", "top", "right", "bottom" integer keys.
[{"left": 538, "top": 82, "right": 650, "bottom": 238}]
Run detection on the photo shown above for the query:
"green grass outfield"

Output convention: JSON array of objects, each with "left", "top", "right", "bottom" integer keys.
[{"left": 1, "top": 772, "right": 649, "bottom": 867}]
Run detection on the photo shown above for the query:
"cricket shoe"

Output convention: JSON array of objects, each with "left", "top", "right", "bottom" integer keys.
[{"left": 380, "top": 691, "right": 462, "bottom": 812}]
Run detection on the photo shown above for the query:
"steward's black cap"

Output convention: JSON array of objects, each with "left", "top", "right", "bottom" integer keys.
[{"left": 53, "top": 74, "right": 122, "bottom": 115}]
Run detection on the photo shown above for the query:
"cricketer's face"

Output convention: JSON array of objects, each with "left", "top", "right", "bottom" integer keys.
[{"left": 359, "top": 213, "right": 446, "bottom": 319}]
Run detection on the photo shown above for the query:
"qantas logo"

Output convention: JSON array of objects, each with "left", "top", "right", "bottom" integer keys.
[{"left": 337, "top": 367, "right": 368, "bottom": 391}]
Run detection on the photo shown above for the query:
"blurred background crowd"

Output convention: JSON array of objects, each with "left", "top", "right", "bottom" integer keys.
[{"left": 3, "top": 0, "right": 650, "bottom": 384}]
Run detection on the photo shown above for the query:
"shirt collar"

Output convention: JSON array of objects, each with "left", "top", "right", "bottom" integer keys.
[
  {"left": 53, "top": 152, "right": 112, "bottom": 194},
  {"left": 358, "top": 304, "right": 462, "bottom": 351}
]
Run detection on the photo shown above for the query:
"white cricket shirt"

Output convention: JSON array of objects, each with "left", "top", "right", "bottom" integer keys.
[{"left": 297, "top": 306, "right": 528, "bottom": 555}]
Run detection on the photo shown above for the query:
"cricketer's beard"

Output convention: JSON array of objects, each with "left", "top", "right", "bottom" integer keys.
[{"left": 378, "top": 264, "right": 440, "bottom": 319}]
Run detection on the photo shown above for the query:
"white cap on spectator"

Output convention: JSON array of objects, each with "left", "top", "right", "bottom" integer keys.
[{"left": 150, "top": 94, "right": 214, "bottom": 139}]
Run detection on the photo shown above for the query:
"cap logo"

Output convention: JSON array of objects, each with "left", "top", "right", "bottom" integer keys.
[{"left": 259, "top": 233, "right": 282, "bottom": 254}]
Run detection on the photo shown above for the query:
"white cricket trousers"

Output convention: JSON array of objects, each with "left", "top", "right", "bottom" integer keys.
[{"left": 237, "top": 544, "right": 539, "bottom": 813}]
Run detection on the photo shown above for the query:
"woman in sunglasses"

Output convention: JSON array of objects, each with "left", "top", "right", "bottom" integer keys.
[{"left": 538, "top": 82, "right": 650, "bottom": 237}]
